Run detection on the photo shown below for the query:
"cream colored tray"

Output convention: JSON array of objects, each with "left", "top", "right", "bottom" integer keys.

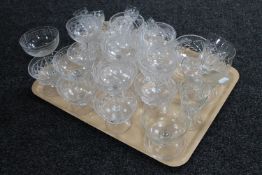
[{"left": 32, "top": 67, "right": 239, "bottom": 167}]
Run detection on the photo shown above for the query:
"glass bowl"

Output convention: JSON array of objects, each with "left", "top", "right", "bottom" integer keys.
[
  {"left": 19, "top": 26, "right": 59, "bottom": 57},
  {"left": 28, "top": 52, "right": 58, "bottom": 86},
  {"left": 53, "top": 46, "right": 86, "bottom": 80}
]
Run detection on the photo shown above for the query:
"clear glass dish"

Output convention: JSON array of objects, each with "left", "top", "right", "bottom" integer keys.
[{"left": 19, "top": 26, "right": 59, "bottom": 57}]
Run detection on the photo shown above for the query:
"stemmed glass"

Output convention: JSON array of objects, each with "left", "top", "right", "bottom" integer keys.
[
  {"left": 180, "top": 76, "right": 212, "bottom": 130},
  {"left": 94, "top": 89, "right": 137, "bottom": 134},
  {"left": 66, "top": 10, "right": 104, "bottom": 68},
  {"left": 19, "top": 26, "right": 60, "bottom": 95},
  {"left": 201, "top": 33, "right": 236, "bottom": 86},
  {"left": 53, "top": 46, "right": 96, "bottom": 114},
  {"left": 175, "top": 34, "right": 206, "bottom": 79},
  {"left": 101, "top": 8, "right": 144, "bottom": 63},
  {"left": 92, "top": 60, "right": 138, "bottom": 134},
  {"left": 143, "top": 103, "right": 189, "bottom": 161}
]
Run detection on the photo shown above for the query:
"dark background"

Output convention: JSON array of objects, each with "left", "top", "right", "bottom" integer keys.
[{"left": 0, "top": 0, "right": 261, "bottom": 174}]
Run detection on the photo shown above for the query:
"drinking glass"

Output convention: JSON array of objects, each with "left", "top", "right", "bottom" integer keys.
[
  {"left": 175, "top": 34, "right": 206, "bottom": 78},
  {"left": 180, "top": 77, "right": 212, "bottom": 130},
  {"left": 92, "top": 60, "right": 137, "bottom": 95},
  {"left": 94, "top": 90, "right": 137, "bottom": 134},
  {"left": 134, "top": 73, "right": 177, "bottom": 106},
  {"left": 20, "top": 26, "right": 60, "bottom": 91},
  {"left": 102, "top": 9, "right": 144, "bottom": 63},
  {"left": 140, "top": 19, "right": 176, "bottom": 47},
  {"left": 53, "top": 46, "right": 86, "bottom": 80},
  {"left": 138, "top": 43, "right": 177, "bottom": 80},
  {"left": 143, "top": 103, "right": 189, "bottom": 161},
  {"left": 201, "top": 33, "right": 236, "bottom": 85},
  {"left": 56, "top": 73, "right": 96, "bottom": 107},
  {"left": 66, "top": 13, "right": 103, "bottom": 66}
]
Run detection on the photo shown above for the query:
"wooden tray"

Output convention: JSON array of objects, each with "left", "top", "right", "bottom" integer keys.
[{"left": 32, "top": 67, "right": 239, "bottom": 167}]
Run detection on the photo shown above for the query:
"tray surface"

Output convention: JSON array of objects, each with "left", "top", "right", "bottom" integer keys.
[{"left": 32, "top": 67, "right": 239, "bottom": 167}]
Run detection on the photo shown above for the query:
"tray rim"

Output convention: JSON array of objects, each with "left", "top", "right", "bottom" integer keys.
[{"left": 31, "top": 67, "right": 239, "bottom": 167}]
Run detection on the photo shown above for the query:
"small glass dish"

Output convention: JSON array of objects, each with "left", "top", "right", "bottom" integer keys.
[
  {"left": 28, "top": 52, "right": 58, "bottom": 86},
  {"left": 19, "top": 26, "right": 59, "bottom": 57}
]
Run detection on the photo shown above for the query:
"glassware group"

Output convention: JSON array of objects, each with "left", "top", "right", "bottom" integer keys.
[{"left": 19, "top": 7, "right": 236, "bottom": 162}]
